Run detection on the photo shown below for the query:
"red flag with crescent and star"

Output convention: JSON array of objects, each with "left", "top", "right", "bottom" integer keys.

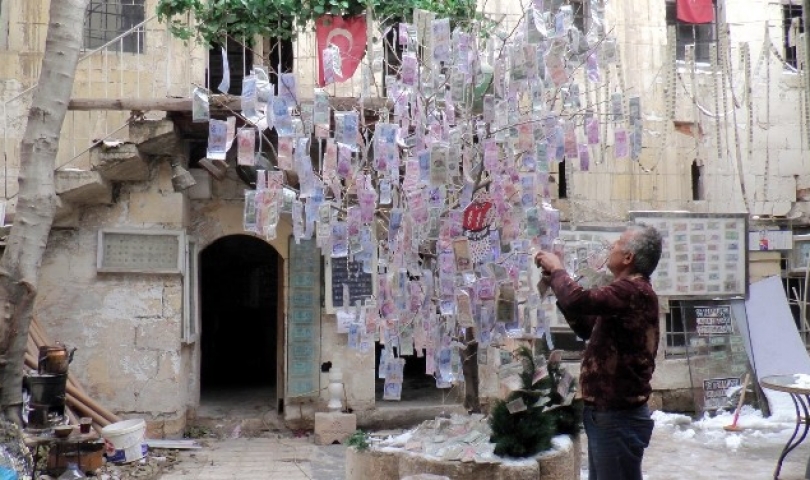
[
  {"left": 315, "top": 15, "right": 367, "bottom": 87},
  {"left": 676, "top": 0, "right": 714, "bottom": 24}
]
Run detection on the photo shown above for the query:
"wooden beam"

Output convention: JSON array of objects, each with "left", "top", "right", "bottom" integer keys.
[{"left": 68, "top": 95, "right": 391, "bottom": 112}]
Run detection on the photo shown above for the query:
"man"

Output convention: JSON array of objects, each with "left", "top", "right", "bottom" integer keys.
[{"left": 534, "top": 224, "right": 663, "bottom": 480}]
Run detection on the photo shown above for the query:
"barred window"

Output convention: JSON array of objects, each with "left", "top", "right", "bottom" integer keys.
[
  {"left": 84, "top": 0, "right": 145, "bottom": 53},
  {"left": 665, "top": 0, "right": 717, "bottom": 64},
  {"left": 783, "top": 2, "right": 804, "bottom": 69}
]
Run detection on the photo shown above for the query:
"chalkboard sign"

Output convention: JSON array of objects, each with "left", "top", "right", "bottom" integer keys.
[{"left": 325, "top": 256, "right": 376, "bottom": 312}]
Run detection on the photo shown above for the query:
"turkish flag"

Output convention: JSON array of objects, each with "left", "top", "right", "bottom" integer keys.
[
  {"left": 676, "top": 0, "right": 714, "bottom": 24},
  {"left": 315, "top": 15, "right": 367, "bottom": 86}
]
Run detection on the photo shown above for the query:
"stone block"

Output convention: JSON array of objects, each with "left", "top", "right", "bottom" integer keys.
[
  {"left": 53, "top": 198, "right": 79, "bottom": 229},
  {"left": 91, "top": 142, "right": 150, "bottom": 181},
  {"left": 128, "top": 191, "right": 187, "bottom": 226},
  {"left": 536, "top": 436, "right": 580, "bottom": 480},
  {"left": 130, "top": 119, "right": 180, "bottom": 157},
  {"left": 345, "top": 447, "right": 399, "bottom": 480},
  {"left": 55, "top": 171, "right": 113, "bottom": 205},
  {"left": 314, "top": 412, "right": 357, "bottom": 445},
  {"left": 186, "top": 169, "right": 212, "bottom": 199},
  {"left": 662, "top": 388, "right": 697, "bottom": 413}
]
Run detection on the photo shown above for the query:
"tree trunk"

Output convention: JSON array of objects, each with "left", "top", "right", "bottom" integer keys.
[
  {"left": 0, "top": 0, "right": 89, "bottom": 423},
  {"left": 462, "top": 329, "right": 481, "bottom": 413}
]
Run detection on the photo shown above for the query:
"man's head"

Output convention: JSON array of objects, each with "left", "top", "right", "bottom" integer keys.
[{"left": 606, "top": 224, "right": 663, "bottom": 279}]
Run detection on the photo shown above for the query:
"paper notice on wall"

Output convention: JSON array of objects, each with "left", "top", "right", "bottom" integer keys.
[
  {"left": 237, "top": 128, "right": 256, "bottom": 166},
  {"left": 217, "top": 46, "right": 230, "bottom": 93}
]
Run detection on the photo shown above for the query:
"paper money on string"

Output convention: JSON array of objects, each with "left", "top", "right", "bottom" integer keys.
[
  {"left": 217, "top": 46, "right": 230, "bottom": 93},
  {"left": 192, "top": 87, "right": 209, "bottom": 123}
]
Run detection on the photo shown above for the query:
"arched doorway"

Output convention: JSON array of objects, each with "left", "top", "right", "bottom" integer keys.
[{"left": 199, "top": 235, "right": 281, "bottom": 405}]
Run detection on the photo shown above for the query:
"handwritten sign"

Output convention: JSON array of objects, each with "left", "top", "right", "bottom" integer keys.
[
  {"left": 703, "top": 377, "right": 741, "bottom": 410},
  {"left": 695, "top": 305, "right": 733, "bottom": 336}
]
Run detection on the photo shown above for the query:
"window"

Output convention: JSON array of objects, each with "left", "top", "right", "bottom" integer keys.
[
  {"left": 691, "top": 160, "right": 704, "bottom": 200},
  {"left": 665, "top": 301, "right": 688, "bottom": 357},
  {"left": 783, "top": 2, "right": 804, "bottom": 69},
  {"left": 557, "top": 159, "right": 569, "bottom": 199},
  {"left": 182, "top": 238, "right": 200, "bottom": 343},
  {"left": 665, "top": 0, "right": 717, "bottom": 63},
  {"left": 567, "top": 0, "right": 589, "bottom": 34},
  {"left": 84, "top": 0, "right": 145, "bottom": 53}
]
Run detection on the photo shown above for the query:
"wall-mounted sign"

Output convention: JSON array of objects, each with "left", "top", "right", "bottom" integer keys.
[
  {"left": 629, "top": 212, "right": 748, "bottom": 297},
  {"left": 695, "top": 305, "right": 733, "bottom": 336}
]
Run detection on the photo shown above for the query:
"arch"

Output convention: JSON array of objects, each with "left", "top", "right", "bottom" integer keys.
[{"left": 199, "top": 234, "right": 283, "bottom": 404}]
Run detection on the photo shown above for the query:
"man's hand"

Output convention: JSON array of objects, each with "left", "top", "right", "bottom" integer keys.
[{"left": 534, "top": 250, "right": 564, "bottom": 275}]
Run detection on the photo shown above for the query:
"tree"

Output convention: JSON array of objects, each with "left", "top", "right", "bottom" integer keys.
[
  {"left": 0, "top": 0, "right": 90, "bottom": 422},
  {"left": 160, "top": 0, "right": 612, "bottom": 415}
]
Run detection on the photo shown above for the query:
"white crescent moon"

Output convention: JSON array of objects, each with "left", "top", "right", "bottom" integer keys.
[{"left": 326, "top": 28, "right": 353, "bottom": 52}]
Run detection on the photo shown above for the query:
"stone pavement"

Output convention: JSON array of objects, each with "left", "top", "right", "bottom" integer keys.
[{"left": 157, "top": 436, "right": 346, "bottom": 480}]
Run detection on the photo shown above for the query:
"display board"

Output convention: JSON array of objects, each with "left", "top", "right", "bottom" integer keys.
[
  {"left": 629, "top": 211, "right": 748, "bottom": 297},
  {"left": 325, "top": 256, "right": 376, "bottom": 313},
  {"left": 682, "top": 300, "right": 752, "bottom": 411},
  {"left": 287, "top": 237, "right": 321, "bottom": 398}
]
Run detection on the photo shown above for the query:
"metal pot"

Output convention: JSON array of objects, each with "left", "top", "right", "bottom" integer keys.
[{"left": 38, "top": 344, "right": 75, "bottom": 374}]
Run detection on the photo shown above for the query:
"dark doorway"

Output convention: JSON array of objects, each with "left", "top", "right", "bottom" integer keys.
[{"left": 200, "top": 235, "right": 280, "bottom": 392}]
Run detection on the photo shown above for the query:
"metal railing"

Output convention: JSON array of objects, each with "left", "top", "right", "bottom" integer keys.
[{"left": 1, "top": 13, "right": 196, "bottom": 194}]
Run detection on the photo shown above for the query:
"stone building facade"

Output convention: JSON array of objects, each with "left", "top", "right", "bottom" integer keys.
[{"left": 0, "top": 0, "right": 808, "bottom": 435}]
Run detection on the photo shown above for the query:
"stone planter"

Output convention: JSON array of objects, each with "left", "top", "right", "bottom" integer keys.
[{"left": 346, "top": 435, "right": 580, "bottom": 480}]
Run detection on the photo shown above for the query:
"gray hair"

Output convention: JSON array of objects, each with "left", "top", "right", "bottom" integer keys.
[{"left": 623, "top": 224, "right": 663, "bottom": 278}]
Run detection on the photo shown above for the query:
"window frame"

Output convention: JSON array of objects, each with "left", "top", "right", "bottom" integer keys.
[
  {"left": 782, "top": 1, "right": 805, "bottom": 69},
  {"left": 182, "top": 238, "right": 200, "bottom": 344},
  {"left": 83, "top": 0, "right": 146, "bottom": 54},
  {"left": 665, "top": 0, "right": 718, "bottom": 64},
  {"left": 96, "top": 228, "right": 186, "bottom": 274}
]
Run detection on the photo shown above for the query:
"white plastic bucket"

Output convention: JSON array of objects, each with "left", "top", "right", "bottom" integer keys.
[{"left": 101, "top": 419, "right": 147, "bottom": 463}]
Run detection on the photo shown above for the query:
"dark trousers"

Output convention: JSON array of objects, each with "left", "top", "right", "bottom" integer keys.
[{"left": 583, "top": 404, "right": 654, "bottom": 480}]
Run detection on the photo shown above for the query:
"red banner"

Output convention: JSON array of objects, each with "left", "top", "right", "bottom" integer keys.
[
  {"left": 315, "top": 15, "right": 367, "bottom": 86},
  {"left": 676, "top": 0, "right": 714, "bottom": 24}
]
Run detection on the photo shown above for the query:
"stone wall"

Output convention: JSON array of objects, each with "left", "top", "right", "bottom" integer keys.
[{"left": 35, "top": 162, "right": 192, "bottom": 437}]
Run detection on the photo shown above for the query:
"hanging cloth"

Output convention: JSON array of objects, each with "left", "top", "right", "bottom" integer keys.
[{"left": 676, "top": 0, "right": 714, "bottom": 24}]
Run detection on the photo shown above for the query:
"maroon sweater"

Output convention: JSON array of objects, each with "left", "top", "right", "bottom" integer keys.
[{"left": 549, "top": 270, "right": 659, "bottom": 409}]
